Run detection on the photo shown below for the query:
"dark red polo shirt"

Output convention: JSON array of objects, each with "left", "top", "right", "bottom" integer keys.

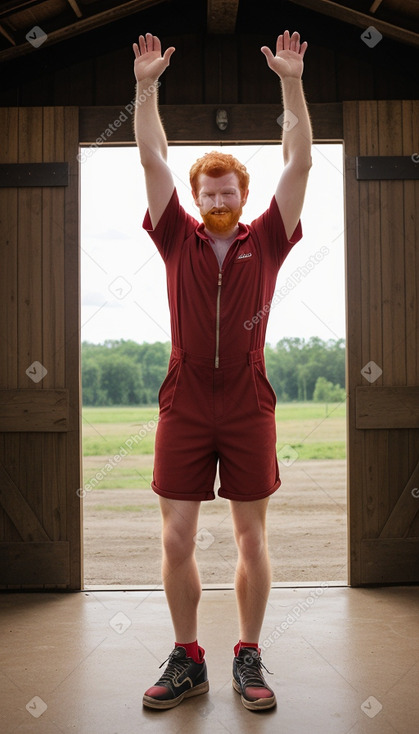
[{"left": 143, "top": 189, "right": 302, "bottom": 364}]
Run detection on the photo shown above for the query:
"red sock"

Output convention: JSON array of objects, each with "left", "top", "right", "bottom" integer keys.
[
  {"left": 234, "top": 640, "right": 260, "bottom": 656},
  {"left": 175, "top": 640, "right": 205, "bottom": 663}
]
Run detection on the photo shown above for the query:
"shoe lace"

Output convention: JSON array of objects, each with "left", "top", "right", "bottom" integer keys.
[
  {"left": 237, "top": 650, "right": 273, "bottom": 688},
  {"left": 157, "top": 648, "right": 190, "bottom": 685}
]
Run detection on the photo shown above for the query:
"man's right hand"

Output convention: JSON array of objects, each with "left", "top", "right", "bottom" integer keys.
[{"left": 133, "top": 33, "right": 175, "bottom": 83}]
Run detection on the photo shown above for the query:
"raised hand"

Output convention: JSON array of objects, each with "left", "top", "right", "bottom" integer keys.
[
  {"left": 133, "top": 33, "right": 175, "bottom": 83},
  {"left": 261, "top": 31, "right": 307, "bottom": 80}
]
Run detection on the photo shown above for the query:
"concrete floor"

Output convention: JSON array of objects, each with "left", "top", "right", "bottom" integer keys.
[{"left": 1, "top": 585, "right": 419, "bottom": 734}]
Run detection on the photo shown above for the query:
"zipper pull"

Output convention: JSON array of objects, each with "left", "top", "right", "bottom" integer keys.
[{"left": 215, "top": 271, "right": 223, "bottom": 368}]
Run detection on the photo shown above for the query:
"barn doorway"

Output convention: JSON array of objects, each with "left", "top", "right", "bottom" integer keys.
[{"left": 80, "top": 143, "right": 347, "bottom": 588}]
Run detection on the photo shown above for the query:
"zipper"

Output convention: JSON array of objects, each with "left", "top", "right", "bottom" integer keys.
[{"left": 215, "top": 271, "right": 223, "bottom": 368}]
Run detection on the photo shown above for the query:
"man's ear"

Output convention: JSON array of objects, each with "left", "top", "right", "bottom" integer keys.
[{"left": 241, "top": 188, "right": 249, "bottom": 205}]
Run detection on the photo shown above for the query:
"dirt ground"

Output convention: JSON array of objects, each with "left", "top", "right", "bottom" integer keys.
[{"left": 83, "top": 458, "right": 347, "bottom": 586}]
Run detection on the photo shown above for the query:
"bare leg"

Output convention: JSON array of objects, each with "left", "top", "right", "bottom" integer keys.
[
  {"left": 159, "top": 497, "right": 202, "bottom": 642},
  {"left": 230, "top": 497, "right": 271, "bottom": 642}
]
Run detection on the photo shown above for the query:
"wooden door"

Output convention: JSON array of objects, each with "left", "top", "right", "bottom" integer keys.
[
  {"left": 344, "top": 100, "right": 419, "bottom": 585},
  {"left": 0, "top": 107, "right": 82, "bottom": 589}
]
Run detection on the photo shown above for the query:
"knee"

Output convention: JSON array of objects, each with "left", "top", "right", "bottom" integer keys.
[
  {"left": 162, "top": 524, "right": 196, "bottom": 565},
  {"left": 234, "top": 526, "right": 267, "bottom": 560}
]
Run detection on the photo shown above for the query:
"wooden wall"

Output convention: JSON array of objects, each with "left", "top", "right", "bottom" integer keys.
[
  {"left": 0, "top": 2, "right": 417, "bottom": 108},
  {"left": 0, "top": 107, "right": 82, "bottom": 589},
  {"left": 344, "top": 100, "right": 419, "bottom": 584}
]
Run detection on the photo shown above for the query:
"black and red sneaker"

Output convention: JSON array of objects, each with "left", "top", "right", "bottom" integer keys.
[
  {"left": 232, "top": 647, "right": 276, "bottom": 710},
  {"left": 143, "top": 646, "right": 209, "bottom": 710}
]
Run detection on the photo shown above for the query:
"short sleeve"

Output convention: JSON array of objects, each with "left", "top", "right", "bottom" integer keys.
[
  {"left": 250, "top": 196, "right": 302, "bottom": 271},
  {"left": 142, "top": 188, "right": 198, "bottom": 262}
]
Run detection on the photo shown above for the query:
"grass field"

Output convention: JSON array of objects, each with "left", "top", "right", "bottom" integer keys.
[{"left": 82, "top": 402, "right": 346, "bottom": 490}]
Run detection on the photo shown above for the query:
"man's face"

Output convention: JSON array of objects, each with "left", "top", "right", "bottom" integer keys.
[{"left": 194, "top": 172, "right": 248, "bottom": 236}]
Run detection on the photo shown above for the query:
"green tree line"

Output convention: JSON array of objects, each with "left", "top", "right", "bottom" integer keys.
[{"left": 81, "top": 337, "right": 346, "bottom": 406}]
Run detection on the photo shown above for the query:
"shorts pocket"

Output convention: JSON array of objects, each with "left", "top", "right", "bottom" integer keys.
[
  {"left": 252, "top": 362, "right": 277, "bottom": 413},
  {"left": 158, "top": 356, "right": 182, "bottom": 414}
]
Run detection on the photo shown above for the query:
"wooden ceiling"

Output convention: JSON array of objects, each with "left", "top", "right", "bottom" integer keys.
[{"left": 0, "top": 0, "right": 417, "bottom": 64}]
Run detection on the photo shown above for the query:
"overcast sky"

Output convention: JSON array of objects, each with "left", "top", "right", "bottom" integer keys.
[{"left": 80, "top": 143, "right": 345, "bottom": 347}]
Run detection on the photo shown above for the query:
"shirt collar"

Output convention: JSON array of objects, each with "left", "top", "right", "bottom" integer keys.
[{"left": 196, "top": 220, "right": 249, "bottom": 243}]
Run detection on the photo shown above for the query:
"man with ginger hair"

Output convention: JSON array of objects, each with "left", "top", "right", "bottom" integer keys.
[{"left": 133, "top": 31, "right": 312, "bottom": 711}]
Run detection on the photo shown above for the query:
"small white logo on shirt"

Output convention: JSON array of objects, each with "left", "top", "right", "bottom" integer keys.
[{"left": 237, "top": 252, "right": 252, "bottom": 260}]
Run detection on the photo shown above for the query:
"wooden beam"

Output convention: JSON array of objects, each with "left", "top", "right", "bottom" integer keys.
[
  {"left": 0, "top": 0, "right": 41, "bottom": 18},
  {"left": 79, "top": 102, "right": 343, "bottom": 144},
  {"left": 207, "top": 0, "right": 239, "bottom": 34},
  {"left": 0, "top": 389, "right": 69, "bottom": 431},
  {"left": 288, "top": 0, "right": 419, "bottom": 47},
  {"left": 0, "top": 23, "right": 15, "bottom": 46},
  {"left": 356, "top": 386, "right": 419, "bottom": 429},
  {"left": 369, "top": 0, "right": 383, "bottom": 12},
  {"left": 65, "top": 0, "right": 83, "bottom": 19},
  {"left": 0, "top": 0, "right": 167, "bottom": 63}
]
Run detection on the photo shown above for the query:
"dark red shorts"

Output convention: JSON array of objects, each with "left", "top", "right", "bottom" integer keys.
[{"left": 151, "top": 346, "right": 281, "bottom": 502}]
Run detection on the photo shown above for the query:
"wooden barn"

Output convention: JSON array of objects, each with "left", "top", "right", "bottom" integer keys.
[{"left": 0, "top": 0, "right": 418, "bottom": 731}]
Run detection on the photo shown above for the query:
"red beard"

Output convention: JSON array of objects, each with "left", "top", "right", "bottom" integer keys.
[{"left": 201, "top": 206, "right": 242, "bottom": 234}]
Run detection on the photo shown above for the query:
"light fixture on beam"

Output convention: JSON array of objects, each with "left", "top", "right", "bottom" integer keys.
[{"left": 215, "top": 109, "right": 228, "bottom": 131}]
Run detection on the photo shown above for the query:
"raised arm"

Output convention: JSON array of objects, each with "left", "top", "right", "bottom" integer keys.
[
  {"left": 133, "top": 33, "right": 176, "bottom": 228},
  {"left": 261, "top": 31, "right": 312, "bottom": 240}
]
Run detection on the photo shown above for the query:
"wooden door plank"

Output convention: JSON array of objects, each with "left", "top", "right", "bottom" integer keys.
[
  {"left": 19, "top": 432, "right": 45, "bottom": 541},
  {"left": 43, "top": 107, "right": 66, "bottom": 390},
  {"left": 358, "top": 100, "right": 387, "bottom": 540},
  {"left": 15, "top": 108, "right": 45, "bottom": 540},
  {"left": 406, "top": 115, "right": 419, "bottom": 519},
  {"left": 0, "top": 435, "right": 21, "bottom": 542},
  {"left": 0, "top": 389, "right": 69, "bottom": 431},
  {"left": 18, "top": 107, "right": 44, "bottom": 390},
  {"left": 204, "top": 35, "right": 239, "bottom": 104},
  {"left": 356, "top": 386, "right": 419, "bottom": 428},
  {"left": 379, "top": 101, "right": 405, "bottom": 388},
  {"left": 343, "top": 101, "right": 362, "bottom": 585},
  {"left": 402, "top": 100, "right": 418, "bottom": 386},
  {"left": 0, "top": 464, "right": 50, "bottom": 542},
  {"left": 359, "top": 101, "right": 382, "bottom": 383},
  {"left": 0, "top": 107, "right": 18, "bottom": 543},
  {"left": 408, "top": 506, "right": 419, "bottom": 536},
  {"left": 42, "top": 433, "right": 67, "bottom": 540},
  {"left": 402, "top": 100, "right": 419, "bottom": 540},
  {"left": 377, "top": 100, "right": 410, "bottom": 537},
  {"left": 379, "top": 457, "right": 419, "bottom": 538},
  {"left": 0, "top": 108, "right": 18, "bottom": 390},
  {"left": 42, "top": 106, "right": 67, "bottom": 559},
  {"left": 361, "top": 538, "right": 419, "bottom": 583},
  {"left": 64, "top": 106, "right": 82, "bottom": 589},
  {"left": 163, "top": 35, "right": 203, "bottom": 104},
  {"left": 0, "top": 541, "right": 70, "bottom": 586}
]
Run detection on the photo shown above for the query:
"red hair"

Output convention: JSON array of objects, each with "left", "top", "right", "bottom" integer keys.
[{"left": 189, "top": 151, "right": 249, "bottom": 196}]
